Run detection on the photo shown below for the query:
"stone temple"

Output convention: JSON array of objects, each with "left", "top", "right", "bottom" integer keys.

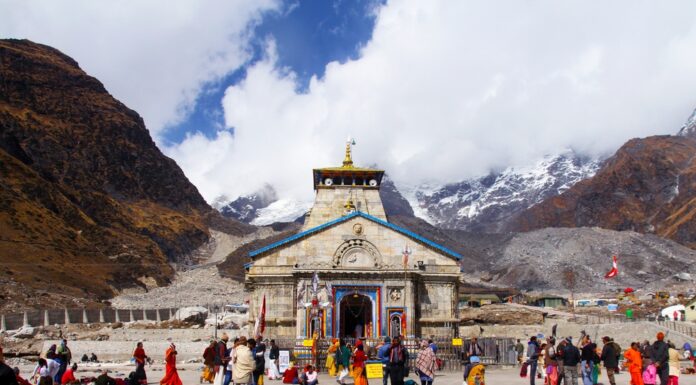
[{"left": 245, "top": 141, "right": 461, "bottom": 339}]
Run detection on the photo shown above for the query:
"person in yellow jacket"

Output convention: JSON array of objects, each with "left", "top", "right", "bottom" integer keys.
[
  {"left": 467, "top": 356, "right": 485, "bottom": 385},
  {"left": 326, "top": 339, "right": 339, "bottom": 376}
]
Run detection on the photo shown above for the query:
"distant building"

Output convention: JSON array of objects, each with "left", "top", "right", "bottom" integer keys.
[
  {"left": 530, "top": 296, "right": 568, "bottom": 309},
  {"left": 459, "top": 294, "right": 501, "bottom": 308},
  {"left": 685, "top": 297, "right": 696, "bottom": 321}
]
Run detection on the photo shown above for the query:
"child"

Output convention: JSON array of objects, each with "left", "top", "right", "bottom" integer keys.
[
  {"left": 467, "top": 356, "right": 485, "bottom": 385},
  {"left": 642, "top": 363, "right": 657, "bottom": 385}
]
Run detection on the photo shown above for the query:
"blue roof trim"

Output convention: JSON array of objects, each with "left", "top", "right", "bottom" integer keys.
[{"left": 248, "top": 211, "right": 462, "bottom": 260}]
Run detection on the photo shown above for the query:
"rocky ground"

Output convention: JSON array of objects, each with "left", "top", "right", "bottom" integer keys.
[
  {"left": 456, "top": 226, "right": 696, "bottom": 292},
  {"left": 110, "top": 228, "right": 275, "bottom": 309}
]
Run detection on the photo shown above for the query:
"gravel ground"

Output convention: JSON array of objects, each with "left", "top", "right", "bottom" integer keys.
[{"left": 110, "top": 229, "right": 275, "bottom": 309}]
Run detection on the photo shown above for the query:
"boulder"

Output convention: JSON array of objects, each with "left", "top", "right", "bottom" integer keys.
[
  {"left": 12, "top": 326, "right": 38, "bottom": 339},
  {"left": 173, "top": 307, "right": 208, "bottom": 324}
]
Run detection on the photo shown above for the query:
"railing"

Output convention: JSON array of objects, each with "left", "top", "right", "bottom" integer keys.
[
  {"left": 569, "top": 314, "right": 696, "bottom": 339},
  {"left": 655, "top": 320, "right": 696, "bottom": 338},
  {"left": 0, "top": 302, "right": 251, "bottom": 331}
]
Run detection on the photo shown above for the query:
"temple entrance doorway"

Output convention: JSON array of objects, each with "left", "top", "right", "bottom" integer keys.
[{"left": 339, "top": 294, "right": 372, "bottom": 338}]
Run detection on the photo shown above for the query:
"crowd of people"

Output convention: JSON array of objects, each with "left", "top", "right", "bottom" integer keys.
[
  {"left": 520, "top": 331, "right": 696, "bottom": 385},
  {"left": 0, "top": 333, "right": 492, "bottom": 385}
]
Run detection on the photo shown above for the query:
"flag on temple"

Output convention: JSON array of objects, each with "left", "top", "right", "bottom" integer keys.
[
  {"left": 604, "top": 255, "right": 618, "bottom": 278},
  {"left": 402, "top": 245, "right": 411, "bottom": 268},
  {"left": 254, "top": 295, "right": 266, "bottom": 337}
]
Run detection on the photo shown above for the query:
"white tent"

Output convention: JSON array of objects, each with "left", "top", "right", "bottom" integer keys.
[{"left": 660, "top": 304, "right": 686, "bottom": 321}]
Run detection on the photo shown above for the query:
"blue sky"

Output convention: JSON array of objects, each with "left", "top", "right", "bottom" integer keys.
[{"left": 163, "top": 0, "right": 383, "bottom": 145}]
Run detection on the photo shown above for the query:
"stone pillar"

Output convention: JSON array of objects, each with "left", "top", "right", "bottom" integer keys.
[
  {"left": 44, "top": 310, "right": 50, "bottom": 327},
  {"left": 142, "top": 309, "right": 148, "bottom": 321},
  {"left": 22, "top": 311, "right": 30, "bottom": 328},
  {"left": 0, "top": 314, "right": 6, "bottom": 331},
  {"left": 169, "top": 308, "right": 173, "bottom": 320},
  {"left": 156, "top": 309, "right": 161, "bottom": 323},
  {"left": 114, "top": 309, "right": 120, "bottom": 323},
  {"left": 129, "top": 309, "right": 134, "bottom": 323},
  {"left": 99, "top": 309, "right": 105, "bottom": 323},
  {"left": 82, "top": 309, "right": 88, "bottom": 323},
  {"left": 64, "top": 308, "right": 71, "bottom": 324}
]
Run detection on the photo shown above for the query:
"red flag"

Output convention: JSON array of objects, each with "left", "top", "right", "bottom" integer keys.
[
  {"left": 254, "top": 295, "right": 266, "bottom": 337},
  {"left": 604, "top": 255, "right": 618, "bottom": 278}
]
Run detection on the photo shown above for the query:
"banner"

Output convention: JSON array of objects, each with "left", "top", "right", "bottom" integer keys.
[
  {"left": 279, "top": 350, "right": 290, "bottom": 373},
  {"left": 366, "top": 362, "right": 383, "bottom": 379}
]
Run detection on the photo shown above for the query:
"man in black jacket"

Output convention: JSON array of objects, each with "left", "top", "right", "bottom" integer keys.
[
  {"left": 387, "top": 336, "right": 409, "bottom": 385},
  {"left": 600, "top": 336, "right": 618, "bottom": 385},
  {"left": 562, "top": 338, "right": 580, "bottom": 385},
  {"left": 651, "top": 332, "right": 669, "bottom": 385}
]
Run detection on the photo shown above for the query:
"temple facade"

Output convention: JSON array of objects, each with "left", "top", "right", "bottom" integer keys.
[{"left": 245, "top": 141, "right": 461, "bottom": 338}]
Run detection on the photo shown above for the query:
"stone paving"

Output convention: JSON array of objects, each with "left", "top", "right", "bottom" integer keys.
[{"left": 14, "top": 363, "right": 696, "bottom": 385}]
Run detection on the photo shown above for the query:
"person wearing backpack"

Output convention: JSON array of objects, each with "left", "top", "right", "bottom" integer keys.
[
  {"left": 608, "top": 338, "right": 622, "bottom": 373},
  {"left": 600, "top": 337, "right": 618, "bottom": 385},
  {"left": 562, "top": 338, "right": 581, "bottom": 385}
]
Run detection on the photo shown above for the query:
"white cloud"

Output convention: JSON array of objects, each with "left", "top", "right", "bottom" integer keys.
[
  {"left": 5, "top": 1, "right": 696, "bottom": 206},
  {"left": 0, "top": 0, "right": 280, "bottom": 135},
  {"left": 169, "top": 0, "right": 696, "bottom": 204}
]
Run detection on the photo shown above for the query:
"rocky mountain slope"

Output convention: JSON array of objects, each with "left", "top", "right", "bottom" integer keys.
[
  {"left": 509, "top": 133, "right": 696, "bottom": 249},
  {"left": 453, "top": 226, "right": 696, "bottom": 292},
  {"left": 400, "top": 151, "right": 601, "bottom": 232},
  {"left": 0, "top": 39, "right": 251, "bottom": 311}
]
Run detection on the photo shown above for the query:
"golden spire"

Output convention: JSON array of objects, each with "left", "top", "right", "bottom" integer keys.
[
  {"left": 344, "top": 198, "right": 356, "bottom": 213},
  {"left": 342, "top": 137, "right": 355, "bottom": 168}
]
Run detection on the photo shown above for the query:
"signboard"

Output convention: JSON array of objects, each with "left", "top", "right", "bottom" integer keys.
[
  {"left": 365, "top": 362, "right": 383, "bottom": 379},
  {"left": 607, "top": 304, "right": 618, "bottom": 312},
  {"left": 278, "top": 350, "right": 290, "bottom": 373},
  {"left": 452, "top": 338, "right": 463, "bottom": 346},
  {"left": 302, "top": 339, "right": 314, "bottom": 347}
]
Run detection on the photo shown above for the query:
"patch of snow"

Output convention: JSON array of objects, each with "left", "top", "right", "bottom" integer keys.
[{"left": 251, "top": 199, "right": 312, "bottom": 226}]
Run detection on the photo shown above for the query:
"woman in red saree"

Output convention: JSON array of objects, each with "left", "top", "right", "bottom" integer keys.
[
  {"left": 133, "top": 342, "right": 149, "bottom": 385},
  {"left": 160, "top": 341, "right": 182, "bottom": 385},
  {"left": 352, "top": 344, "right": 369, "bottom": 385}
]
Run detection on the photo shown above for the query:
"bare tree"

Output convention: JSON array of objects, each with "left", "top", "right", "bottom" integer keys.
[{"left": 563, "top": 268, "right": 577, "bottom": 319}]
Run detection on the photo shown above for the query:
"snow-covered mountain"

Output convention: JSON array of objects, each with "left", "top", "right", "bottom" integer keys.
[
  {"left": 400, "top": 150, "right": 602, "bottom": 232},
  {"left": 215, "top": 151, "right": 601, "bottom": 231},
  {"left": 213, "top": 184, "right": 278, "bottom": 223},
  {"left": 677, "top": 108, "right": 696, "bottom": 138},
  {"left": 214, "top": 184, "right": 311, "bottom": 226}
]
